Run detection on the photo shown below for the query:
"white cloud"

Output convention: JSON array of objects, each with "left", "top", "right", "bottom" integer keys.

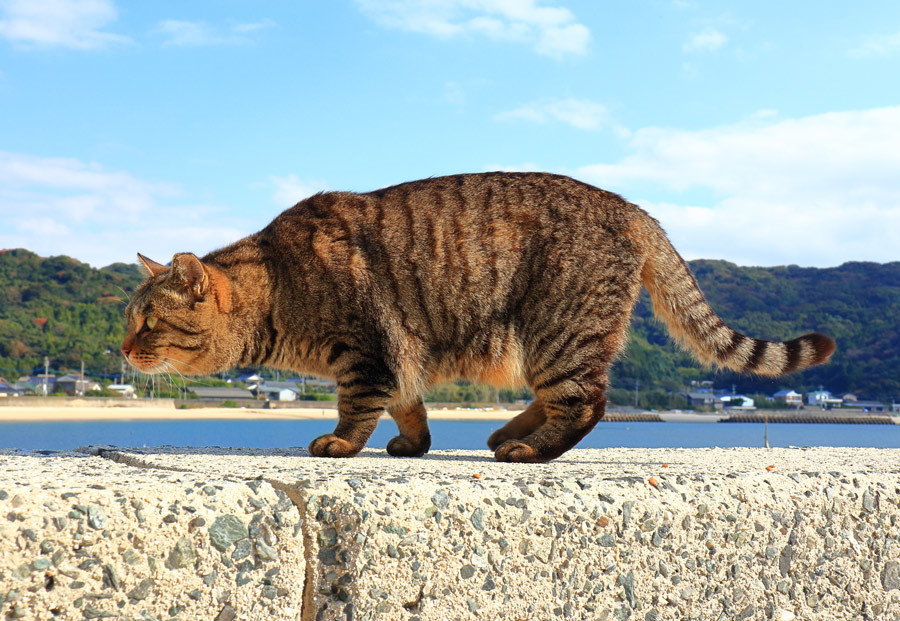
[
  {"left": 270, "top": 174, "right": 327, "bottom": 208},
  {"left": 0, "top": 151, "right": 246, "bottom": 267},
  {"left": 495, "top": 97, "right": 614, "bottom": 130},
  {"left": 0, "top": 0, "right": 129, "bottom": 49},
  {"left": 683, "top": 28, "right": 727, "bottom": 52},
  {"left": 573, "top": 106, "right": 900, "bottom": 267},
  {"left": 154, "top": 19, "right": 274, "bottom": 47},
  {"left": 849, "top": 30, "right": 900, "bottom": 58},
  {"left": 354, "top": 0, "right": 589, "bottom": 59},
  {"left": 231, "top": 19, "right": 276, "bottom": 34}
]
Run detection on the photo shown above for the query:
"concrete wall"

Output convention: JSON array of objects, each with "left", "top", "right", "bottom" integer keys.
[{"left": 2, "top": 446, "right": 899, "bottom": 620}]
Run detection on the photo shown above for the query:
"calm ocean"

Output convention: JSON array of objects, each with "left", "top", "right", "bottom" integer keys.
[{"left": 1, "top": 419, "right": 899, "bottom": 452}]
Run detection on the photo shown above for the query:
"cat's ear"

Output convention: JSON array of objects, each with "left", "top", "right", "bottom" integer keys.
[
  {"left": 170, "top": 253, "right": 208, "bottom": 297},
  {"left": 137, "top": 253, "right": 169, "bottom": 278},
  {"left": 169, "top": 253, "right": 232, "bottom": 313}
]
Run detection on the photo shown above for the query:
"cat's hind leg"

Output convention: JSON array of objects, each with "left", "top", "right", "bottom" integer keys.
[
  {"left": 493, "top": 330, "right": 617, "bottom": 462},
  {"left": 486, "top": 398, "right": 546, "bottom": 451},
  {"left": 386, "top": 399, "right": 431, "bottom": 457}
]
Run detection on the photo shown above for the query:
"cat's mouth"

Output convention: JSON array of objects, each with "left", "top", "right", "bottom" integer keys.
[{"left": 124, "top": 356, "right": 167, "bottom": 375}]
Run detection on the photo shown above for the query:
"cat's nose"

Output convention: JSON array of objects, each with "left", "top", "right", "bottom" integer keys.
[{"left": 121, "top": 337, "right": 134, "bottom": 357}]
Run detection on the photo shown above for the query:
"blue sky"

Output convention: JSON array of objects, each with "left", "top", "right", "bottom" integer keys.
[{"left": 1, "top": 1, "right": 899, "bottom": 268}]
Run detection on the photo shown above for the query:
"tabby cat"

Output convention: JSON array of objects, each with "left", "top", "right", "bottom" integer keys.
[{"left": 122, "top": 173, "right": 835, "bottom": 462}]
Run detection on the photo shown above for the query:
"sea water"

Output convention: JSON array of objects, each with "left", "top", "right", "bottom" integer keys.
[{"left": 1, "top": 419, "right": 898, "bottom": 451}]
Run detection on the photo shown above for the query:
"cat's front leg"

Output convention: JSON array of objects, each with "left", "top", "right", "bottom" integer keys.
[{"left": 308, "top": 356, "right": 397, "bottom": 458}]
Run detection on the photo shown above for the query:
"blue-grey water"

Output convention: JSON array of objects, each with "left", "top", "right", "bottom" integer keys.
[{"left": 1, "top": 420, "right": 898, "bottom": 451}]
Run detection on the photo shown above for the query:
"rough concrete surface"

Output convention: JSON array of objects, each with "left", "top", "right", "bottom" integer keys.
[{"left": 2, "top": 447, "right": 899, "bottom": 620}]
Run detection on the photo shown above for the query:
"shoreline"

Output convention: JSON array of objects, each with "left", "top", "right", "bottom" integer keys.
[
  {"left": 0, "top": 405, "right": 523, "bottom": 423},
  {"left": 0, "top": 403, "right": 895, "bottom": 424}
]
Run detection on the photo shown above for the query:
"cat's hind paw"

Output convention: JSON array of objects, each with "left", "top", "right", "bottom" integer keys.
[
  {"left": 386, "top": 434, "right": 431, "bottom": 457},
  {"left": 487, "top": 428, "right": 514, "bottom": 451},
  {"left": 309, "top": 434, "right": 362, "bottom": 458}
]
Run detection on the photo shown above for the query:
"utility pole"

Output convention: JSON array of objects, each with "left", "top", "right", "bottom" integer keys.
[
  {"left": 80, "top": 359, "right": 85, "bottom": 397},
  {"left": 43, "top": 356, "right": 49, "bottom": 396},
  {"left": 634, "top": 380, "right": 640, "bottom": 408}
]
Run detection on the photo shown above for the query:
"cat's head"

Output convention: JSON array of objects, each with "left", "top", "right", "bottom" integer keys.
[{"left": 122, "top": 253, "right": 233, "bottom": 376}]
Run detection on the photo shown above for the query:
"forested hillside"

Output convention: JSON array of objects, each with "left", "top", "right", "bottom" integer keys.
[
  {"left": 0, "top": 249, "right": 143, "bottom": 377},
  {"left": 619, "top": 260, "right": 900, "bottom": 399},
  {"left": 1, "top": 249, "right": 897, "bottom": 399}
]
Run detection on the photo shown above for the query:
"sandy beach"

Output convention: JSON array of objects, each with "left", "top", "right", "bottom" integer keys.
[{"left": 0, "top": 404, "right": 523, "bottom": 422}]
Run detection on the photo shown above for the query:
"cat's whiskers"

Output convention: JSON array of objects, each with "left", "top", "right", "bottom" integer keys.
[
  {"left": 114, "top": 286, "right": 133, "bottom": 306},
  {"left": 159, "top": 360, "right": 190, "bottom": 399},
  {"left": 157, "top": 353, "right": 208, "bottom": 376}
]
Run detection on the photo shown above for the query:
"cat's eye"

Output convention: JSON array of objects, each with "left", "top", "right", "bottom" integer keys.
[{"left": 138, "top": 316, "right": 158, "bottom": 336}]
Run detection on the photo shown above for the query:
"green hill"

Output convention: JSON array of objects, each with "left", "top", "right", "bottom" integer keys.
[
  {"left": 1, "top": 249, "right": 897, "bottom": 400},
  {"left": 620, "top": 260, "right": 900, "bottom": 400},
  {"left": 0, "top": 249, "right": 144, "bottom": 378}
]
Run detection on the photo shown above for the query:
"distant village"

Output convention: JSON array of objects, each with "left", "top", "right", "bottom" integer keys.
[
  {"left": 1, "top": 371, "right": 898, "bottom": 414},
  {"left": 0, "top": 372, "right": 337, "bottom": 405},
  {"left": 681, "top": 380, "right": 899, "bottom": 414}
]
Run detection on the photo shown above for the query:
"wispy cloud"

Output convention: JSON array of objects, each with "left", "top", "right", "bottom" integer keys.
[
  {"left": 0, "top": 151, "right": 245, "bottom": 267},
  {"left": 495, "top": 98, "right": 605, "bottom": 129},
  {"left": 495, "top": 97, "right": 627, "bottom": 135},
  {"left": 683, "top": 28, "right": 727, "bottom": 53},
  {"left": 849, "top": 30, "right": 900, "bottom": 58},
  {"left": 354, "top": 0, "right": 590, "bottom": 59},
  {"left": 154, "top": 18, "right": 274, "bottom": 47},
  {"left": 0, "top": 0, "right": 130, "bottom": 49},
  {"left": 444, "top": 81, "right": 466, "bottom": 107},
  {"left": 574, "top": 107, "right": 900, "bottom": 267},
  {"left": 270, "top": 174, "right": 327, "bottom": 208}
]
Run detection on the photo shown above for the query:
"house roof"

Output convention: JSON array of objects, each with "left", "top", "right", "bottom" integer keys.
[
  {"left": 773, "top": 390, "right": 800, "bottom": 397},
  {"left": 684, "top": 392, "right": 717, "bottom": 401},
  {"left": 189, "top": 387, "right": 254, "bottom": 399},
  {"left": 236, "top": 373, "right": 263, "bottom": 382},
  {"left": 262, "top": 381, "right": 304, "bottom": 392}
]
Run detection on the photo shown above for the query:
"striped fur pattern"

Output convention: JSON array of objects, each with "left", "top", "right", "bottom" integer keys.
[{"left": 122, "top": 172, "right": 835, "bottom": 462}]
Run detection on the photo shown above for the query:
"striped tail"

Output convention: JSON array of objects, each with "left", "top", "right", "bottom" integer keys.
[{"left": 639, "top": 219, "right": 835, "bottom": 377}]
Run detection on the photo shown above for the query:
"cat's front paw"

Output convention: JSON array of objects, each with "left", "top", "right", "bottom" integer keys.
[
  {"left": 494, "top": 440, "right": 544, "bottom": 463},
  {"left": 309, "top": 434, "right": 362, "bottom": 458}
]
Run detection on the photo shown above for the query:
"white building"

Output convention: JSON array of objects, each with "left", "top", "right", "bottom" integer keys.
[
  {"left": 108, "top": 384, "right": 136, "bottom": 398},
  {"left": 807, "top": 390, "right": 842, "bottom": 409},
  {"left": 773, "top": 389, "right": 802, "bottom": 407},
  {"left": 721, "top": 394, "right": 755, "bottom": 409},
  {"left": 263, "top": 387, "right": 298, "bottom": 402}
]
